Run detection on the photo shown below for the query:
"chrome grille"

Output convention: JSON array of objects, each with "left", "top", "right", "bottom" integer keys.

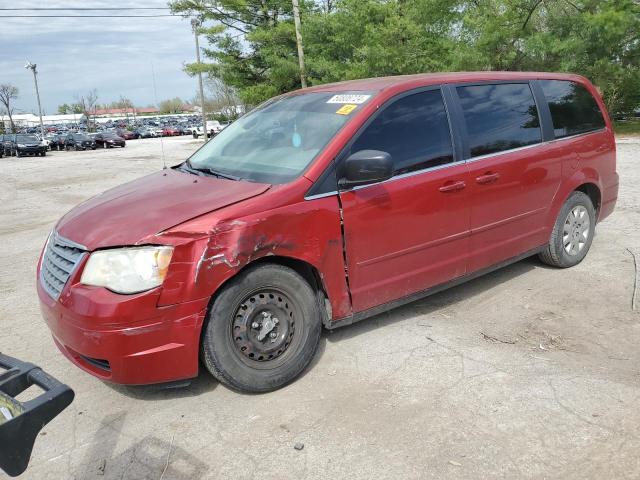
[{"left": 40, "top": 231, "right": 87, "bottom": 300}]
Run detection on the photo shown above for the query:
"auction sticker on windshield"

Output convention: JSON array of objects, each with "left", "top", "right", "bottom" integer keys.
[
  {"left": 335, "top": 104, "right": 358, "bottom": 115},
  {"left": 326, "top": 94, "right": 371, "bottom": 104}
]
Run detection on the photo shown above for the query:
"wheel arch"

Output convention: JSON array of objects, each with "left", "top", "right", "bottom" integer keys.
[
  {"left": 199, "top": 255, "right": 332, "bottom": 348},
  {"left": 548, "top": 169, "right": 603, "bottom": 229},
  {"left": 574, "top": 182, "right": 601, "bottom": 218}
]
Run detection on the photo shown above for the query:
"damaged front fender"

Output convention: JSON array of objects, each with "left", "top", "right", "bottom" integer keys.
[{"left": 152, "top": 196, "right": 352, "bottom": 321}]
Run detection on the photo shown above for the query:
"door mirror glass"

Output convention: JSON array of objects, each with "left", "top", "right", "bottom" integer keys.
[{"left": 339, "top": 150, "right": 393, "bottom": 189}]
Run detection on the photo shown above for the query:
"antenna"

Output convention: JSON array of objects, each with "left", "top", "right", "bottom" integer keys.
[{"left": 151, "top": 62, "right": 167, "bottom": 169}]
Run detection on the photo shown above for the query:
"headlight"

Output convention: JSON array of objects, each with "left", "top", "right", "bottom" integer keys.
[
  {"left": 17, "top": 144, "right": 26, "bottom": 148},
  {"left": 80, "top": 246, "right": 173, "bottom": 294}
]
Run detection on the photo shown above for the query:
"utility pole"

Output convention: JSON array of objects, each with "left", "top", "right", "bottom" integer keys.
[
  {"left": 291, "top": 0, "right": 307, "bottom": 88},
  {"left": 25, "top": 61, "right": 45, "bottom": 137},
  {"left": 191, "top": 18, "right": 208, "bottom": 142}
]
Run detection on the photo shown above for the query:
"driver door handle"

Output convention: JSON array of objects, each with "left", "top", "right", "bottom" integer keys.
[{"left": 439, "top": 180, "right": 466, "bottom": 193}]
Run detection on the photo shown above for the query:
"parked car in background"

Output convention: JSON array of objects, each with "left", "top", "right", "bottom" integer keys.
[
  {"left": 0, "top": 134, "right": 13, "bottom": 156},
  {"left": 192, "top": 120, "right": 228, "bottom": 139},
  {"left": 65, "top": 133, "right": 97, "bottom": 151},
  {"left": 48, "top": 134, "right": 66, "bottom": 151},
  {"left": 161, "top": 126, "right": 182, "bottom": 136},
  {"left": 9, "top": 134, "right": 47, "bottom": 157},
  {"left": 138, "top": 128, "right": 158, "bottom": 138},
  {"left": 93, "top": 132, "right": 126, "bottom": 148},
  {"left": 116, "top": 129, "right": 138, "bottom": 140},
  {"left": 44, "top": 134, "right": 58, "bottom": 149}
]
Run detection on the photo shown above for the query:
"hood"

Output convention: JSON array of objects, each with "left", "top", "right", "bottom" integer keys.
[{"left": 56, "top": 169, "right": 270, "bottom": 250}]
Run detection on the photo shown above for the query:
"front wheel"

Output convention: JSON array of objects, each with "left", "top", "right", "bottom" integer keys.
[
  {"left": 201, "top": 264, "right": 322, "bottom": 393},
  {"left": 539, "top": 191, "right": 596, "bottom": 268}
]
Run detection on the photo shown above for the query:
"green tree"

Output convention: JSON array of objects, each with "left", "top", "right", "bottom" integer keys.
[
  {"left": 158, "top": 97, "right": 184, "bottom": 114},
  {"left": 57, "top": 103, "right": 71, "bottom": 114},
  {"left": 171, "top": 0, "right": 640, "bottom": 114},
  {"left": 454, "top": 0, "right": 640, "bottom": 114}
]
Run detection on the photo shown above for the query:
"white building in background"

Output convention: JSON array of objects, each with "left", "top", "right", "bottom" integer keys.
[{"left": 0, "top": 113, "right": 82, "bottom": 130}]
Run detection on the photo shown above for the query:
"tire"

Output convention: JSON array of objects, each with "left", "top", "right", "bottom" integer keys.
[
  {"left": 539, "top": 191, "right": 596, "bottom": 268},
  {"left": 41, "top": 151, "right": 46, "bottom": 157},
  {"left": 201, "top": 264, "right": 322, "bottom": 393}
]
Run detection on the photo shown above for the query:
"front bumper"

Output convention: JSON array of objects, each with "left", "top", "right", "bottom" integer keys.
[
  {"left": 37, "top": 278, "right": 208, "bottom": 385},
  {"left": 17, "top": 146, "right": 45, "bottom": 155}
]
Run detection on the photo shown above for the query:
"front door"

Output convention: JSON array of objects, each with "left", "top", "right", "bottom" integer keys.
[{"left": 339, "top": 88, "right": 471, "bottom": 313}]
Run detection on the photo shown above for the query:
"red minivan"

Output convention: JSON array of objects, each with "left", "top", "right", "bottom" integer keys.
[{"left": 37, "top": 72, "right": 618, "bottom": 392}]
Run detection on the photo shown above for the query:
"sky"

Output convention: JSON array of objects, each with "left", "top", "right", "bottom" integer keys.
[{"left": 0, "top": 1, "right": 199, "bottom": 115}]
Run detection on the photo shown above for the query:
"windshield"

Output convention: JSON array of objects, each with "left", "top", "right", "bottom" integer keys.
[
  {"left": 16, "top": 135, "right": 38, "bottom": 142},
  {"left": 187, "top": 91, "right": 373, "bottom": 183}
]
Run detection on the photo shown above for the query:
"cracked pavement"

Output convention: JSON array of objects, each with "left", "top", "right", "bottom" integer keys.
[{"left": 1, "top": 135, "right": 639, "bottom": 479}]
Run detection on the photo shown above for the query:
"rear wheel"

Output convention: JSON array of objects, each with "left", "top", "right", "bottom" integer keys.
[
  {"left": 201, "top": 264, "right": 322, "bottom": 393},
  {"left": 539, "top": 191, "right": 595, "bottom": 268}
]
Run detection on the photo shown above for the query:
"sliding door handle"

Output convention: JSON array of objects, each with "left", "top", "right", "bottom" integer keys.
[{"left": 475, "top": 172, "right": 500, "bottom": 184}]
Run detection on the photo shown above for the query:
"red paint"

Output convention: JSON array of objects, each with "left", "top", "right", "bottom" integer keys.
[{"left": 37, "top": 72, "right": 618, "bottom": 385}]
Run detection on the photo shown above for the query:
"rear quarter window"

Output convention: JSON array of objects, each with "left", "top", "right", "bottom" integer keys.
[
  {"left": 539, "top": 80, "right": 605, "bottom": 139},
  {"left": 456, "top": 83, "right": 541, "bottom": 158}
]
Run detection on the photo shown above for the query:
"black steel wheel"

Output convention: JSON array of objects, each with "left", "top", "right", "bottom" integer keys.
[
  {"left": 231, "top": 288, "right": 298, "bottom": 366},
  {"left": 201, "top": 264, "right": 322, "bottom": 393}
]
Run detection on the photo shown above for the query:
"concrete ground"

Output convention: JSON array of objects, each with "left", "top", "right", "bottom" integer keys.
[{"left": 1, "top": 135, "right": 639, "bottom": 479}]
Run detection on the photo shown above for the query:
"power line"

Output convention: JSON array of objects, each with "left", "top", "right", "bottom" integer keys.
[
  {"left": 0, "top": 7, "right": 171, "bottom": 10},
  {"left": 2, "top": 14, "right": 179, "bottom": 18}
]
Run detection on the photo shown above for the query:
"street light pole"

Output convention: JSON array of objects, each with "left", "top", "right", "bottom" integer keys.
[
  {"left": 292, "top": 0, "right": 307, "bottom": 88},
  {"left": 191, "top": 18, "right": 208, "bottom": 142},
  {"left": 25, "top": 61, "right": 45, "bottom": 137}
]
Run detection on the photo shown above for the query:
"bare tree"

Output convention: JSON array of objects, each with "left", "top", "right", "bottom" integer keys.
[
  {"left": 0, "top": 84, "right": 19, "bottom": 133},
  {"left": 75, "top": 89, "right": 98, "bottom": 131},
  {"left": 118, "top": 95, "right": 135, "bottom": 123},
  {"left": 204, "top": 78, "right": 244, "bottom": 120}
]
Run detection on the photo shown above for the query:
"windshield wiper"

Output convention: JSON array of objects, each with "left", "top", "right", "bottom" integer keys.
[
  {"left": 179, "top": 160, "right": 241, "bottom": 181},
  {"left": 178, "top": 160, "right": 205, "bottom": 176},
  {"left": 204, "top": 168, "right": 242, "bottom": 181}
]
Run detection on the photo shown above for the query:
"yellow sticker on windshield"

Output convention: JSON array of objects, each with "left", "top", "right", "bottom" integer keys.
[{"left": 335, "top": 104, "right": 357, "bottom": 115}]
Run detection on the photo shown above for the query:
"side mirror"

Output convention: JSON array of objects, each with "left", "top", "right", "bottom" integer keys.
[{"left": 338, "top": 150, "right": 393, "bottom": 189}]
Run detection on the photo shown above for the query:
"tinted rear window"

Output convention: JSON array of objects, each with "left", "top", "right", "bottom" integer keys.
[
  {"left": 539, "top": 80, "right": 605, "bottom": 139},
  {"left": 350, "top": 89, "right": 454, "bottom": 176},
  {"left": 457, "top": 83, "right": 541, "bottom": 158}
]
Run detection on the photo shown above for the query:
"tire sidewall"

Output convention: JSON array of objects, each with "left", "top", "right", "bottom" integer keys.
[{"left": 202, "top": 265, "right": 322, "bottom": 393}]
